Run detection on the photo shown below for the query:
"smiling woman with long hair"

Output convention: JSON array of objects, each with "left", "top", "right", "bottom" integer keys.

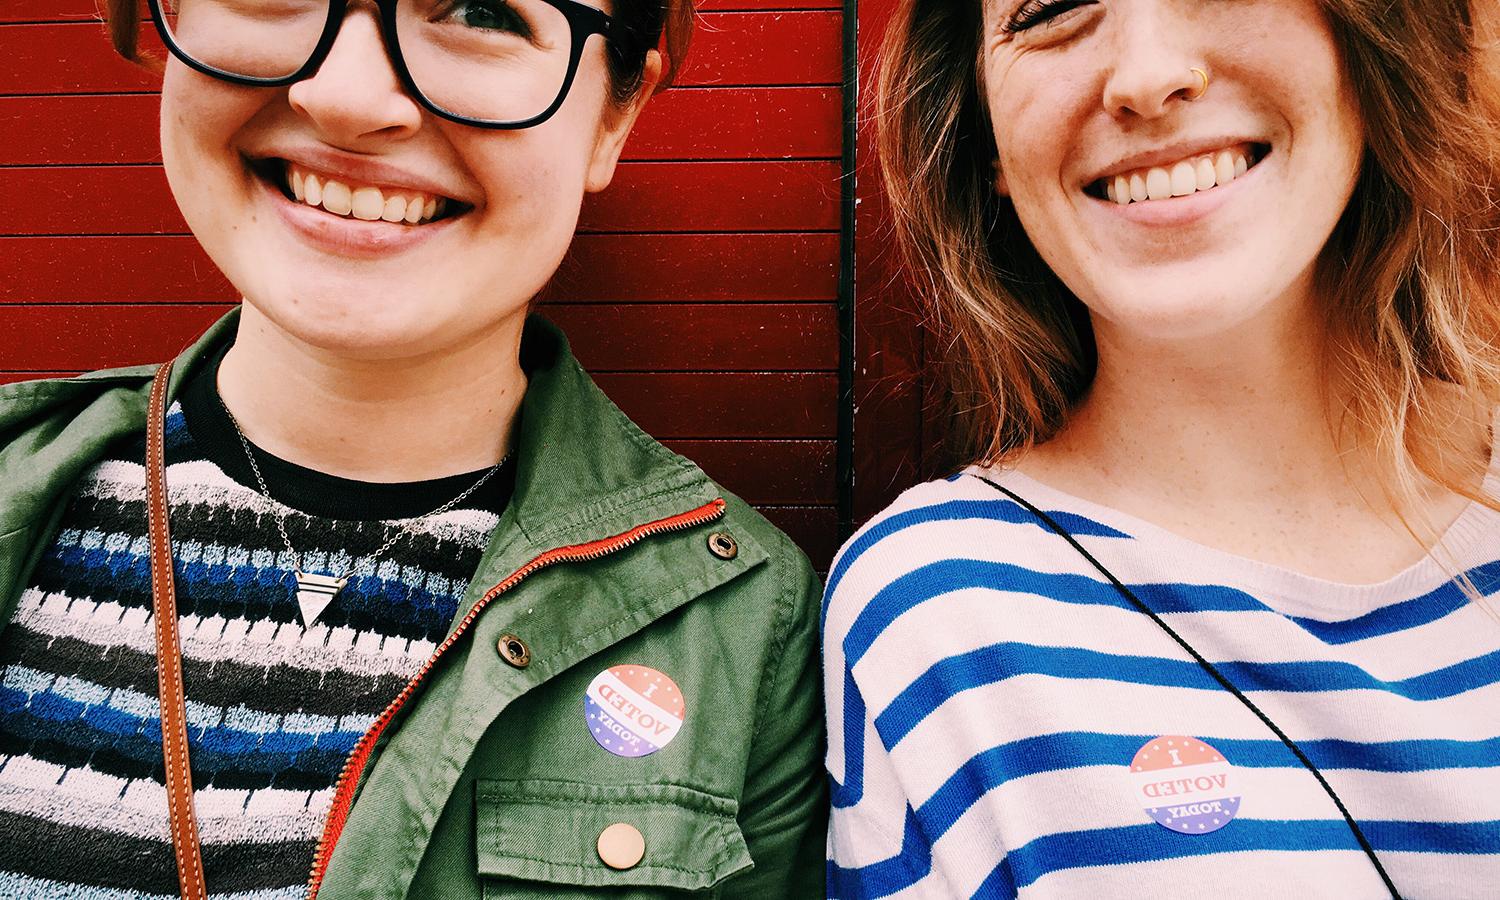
[
  {"left": 0, "top": 1, "right": 826, "bottom": 897},
  {"left": 823, "top": 0, "right": 1500, "bottom": 896}
]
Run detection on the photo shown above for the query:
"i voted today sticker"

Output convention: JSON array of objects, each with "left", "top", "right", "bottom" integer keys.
[
  {"left": 584, "top": 665, "right": 685, "bottom": 758},
  {"left": 1129, "top": 735, "right": 1241, "bottom": 835}
]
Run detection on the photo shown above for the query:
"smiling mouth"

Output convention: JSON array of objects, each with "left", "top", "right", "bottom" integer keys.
[
  {"left": 1086, "top": 143, "right": 1270, "bottom": 206},
  {"left": 248, "top": 157, "right": 472, "bottom": 225}
]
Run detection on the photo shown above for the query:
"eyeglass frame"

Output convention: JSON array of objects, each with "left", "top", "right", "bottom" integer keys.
[{"left": 144, "top": 0, "right": 630, "bottom": 130}]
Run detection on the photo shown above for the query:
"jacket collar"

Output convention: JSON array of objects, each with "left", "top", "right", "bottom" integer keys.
[
  {"left": 181, "top": 309, "right": 722, "bottom": 548},
  {"left": 43, "top": 305, "right": 719, "bottom": 538},
  {"left": 0, "top": 307, "right": 730, "bottom": 617},
  {"left": 506, "top": 313, "right": 721, "bottom": 550}
]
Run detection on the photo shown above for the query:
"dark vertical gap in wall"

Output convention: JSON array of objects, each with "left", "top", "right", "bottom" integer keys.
[{"left": 837, "top": 0, "right": 859, "bottom": 542}]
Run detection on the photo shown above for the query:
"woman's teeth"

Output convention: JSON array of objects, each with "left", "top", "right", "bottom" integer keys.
[
  {"left": 1102, "top": 148, "right": 1253, "bottom": 205},
  {"left": 285, "top": 163, "right": 447, "bottom": 224}
]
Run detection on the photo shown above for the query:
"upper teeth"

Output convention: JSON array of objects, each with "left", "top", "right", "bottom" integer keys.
[
  {"left": 286, "top": 162, "right": 448, "bottom": 224},
  {"left": 1102, "top": 147, "right": 1253, "bottom": 205}
]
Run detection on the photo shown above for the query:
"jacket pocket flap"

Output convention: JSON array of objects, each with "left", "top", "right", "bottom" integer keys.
[{"left": 475, "top": 779, "right": 753, "bottom": 891}]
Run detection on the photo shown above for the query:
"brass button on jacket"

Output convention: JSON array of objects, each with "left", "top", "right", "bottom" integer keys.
[
  {"left": 0, "top": 311, "right": 828, "bottom": 898},
  {"left": 497, "top": 633, "right": 531, "bottom": 668},
  {"left": 597, "top": 822, "right": 646, "bottom": 870},
  {"left": 707, "top": 531, "right": 739, "bottom": 560}
]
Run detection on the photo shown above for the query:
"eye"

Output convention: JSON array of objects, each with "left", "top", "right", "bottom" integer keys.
[
  {"left": 438, "top": 0, "right": 532, "bottom": 37},
  {"left": 1005, "top": 0, "right": 1095, "bottom": 33}
]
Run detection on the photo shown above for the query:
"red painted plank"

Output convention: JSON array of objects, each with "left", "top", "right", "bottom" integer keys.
[
  {"left": 0, "top": 87, "right": 837, "bottom": 166},
  {"left": 593, "top": 372, "right": 836, "bottom": 438},
  {"left": 627, "top": 86, "right": 840, "bottom": 160},
  {"left": 0, "top": 13, "right": 839, "bottom": 94},
  {"left": 544, "top": 304, "right": 837, "bottom": 371},
  {"left": 697, "top": 0, "right": 840, "bottom": 9},
  {"left": 0, "top": 303, "right": 835, "bottom": 371},
  {"left": 0, "top": 236, "right": 235, "bottom": 303},
  {"left": 0, "top": 304, "right": 231, "bottom": 370},
  {"left": 580, "top": 160, "right": 841, "bottom": 233},
  {"left": 0, "top": 365, "right": 835, "bottom": 439},
  {"left": 550, "top": 233, "right": 839, "bottom": 302},
  {"left": 0, "top": 0, "right": 141, "bottom": 22},
  {"left": 757, "top": 505, "right": 839, "bottom": 569},
  {"left": 0, "top": 22, "right": 159, "bottom": 92},
  {"left": 0, "top": 373, "right": 76, "bottom": 384},
  {"left": 0, "top": 1, "right": 842, "bottom": 25},
  {"left": 674, "top": 11, "right": 841, "bottom": 87},
  {"left": 662, "top": 439, "right": 835, "bottom": 505},
  {"left": 0, "top": 161, "right": 839, "bottom": 235},
  {"left": 0, "top": 233, "right": 839, "bottom": 303}
]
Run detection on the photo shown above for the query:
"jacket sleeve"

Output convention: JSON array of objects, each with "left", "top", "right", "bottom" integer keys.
[{"left": 723, "top": 536, "right": 828, "bottom": 900}]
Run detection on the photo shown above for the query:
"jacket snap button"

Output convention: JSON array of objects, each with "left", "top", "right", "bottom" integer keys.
[
  {"left": 707, "top": 531, "right": 738, "bottom": 560},
  {"left": 496, "top": 634, "right": 531, "bottom": 668},
  {"left": 597, "top": 822, "right": 645, "bottom": 870}
]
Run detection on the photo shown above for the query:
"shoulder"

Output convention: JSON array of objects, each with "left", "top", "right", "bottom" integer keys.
[
  {"left": 824, "top": 469, "right": 1081, "bottom": 606},
  {"left": 0, "top": 364, "right": 155, "bottom": 412},
  {"left": 821, "top": 467, "right": 1135, "bottom": 644},
  {"left": 0, "top": 365, "right": 156, "bottom": 459},
  {"left": 716, "top": 488, "right": 820, "bottom": 628}
]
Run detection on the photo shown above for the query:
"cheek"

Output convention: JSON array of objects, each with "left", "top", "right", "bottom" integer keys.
[
  {"left": 159, "top": 65, "right": 263, "bottom": 222},
  {"left": 987, "top": 58, "right": 1081, "bottom": 200},
  {"left": 466, "top": 69, "right": 613, "bottom": 230},
  {"left": 987, "top": 64, "right": 1088, "bottom": 267},
  {"left": 462, "top": 127, "right": 591, "bottom": 255},
  {"left": 161, "top": 64, "right": 242, "bottom": 167}
]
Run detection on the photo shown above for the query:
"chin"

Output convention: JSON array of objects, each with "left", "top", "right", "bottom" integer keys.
[
  {"left": 250, "top": 287, "right": 460, "bottom": 360},
  {"left": 1091, "top": 283, "right": 1280, "bottom": 343}
]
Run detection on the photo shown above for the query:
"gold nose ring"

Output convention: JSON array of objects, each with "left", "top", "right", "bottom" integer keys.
[{"left": 1189, "top": 67, "right": 1210, "bottom": 99}]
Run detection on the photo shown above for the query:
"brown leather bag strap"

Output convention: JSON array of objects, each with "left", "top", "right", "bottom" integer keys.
[{"left": 146, "top": 360, "right": 208, "bottom": 900}]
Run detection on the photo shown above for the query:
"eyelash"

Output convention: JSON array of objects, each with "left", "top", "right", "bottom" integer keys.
[{"left": 1004, "top": 0, "right": 1094, "bottom": 33}]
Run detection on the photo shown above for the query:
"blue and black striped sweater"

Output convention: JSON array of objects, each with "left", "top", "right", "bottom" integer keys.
[{"left": 0, "top": 364, "right": 510, "bottom": 899}]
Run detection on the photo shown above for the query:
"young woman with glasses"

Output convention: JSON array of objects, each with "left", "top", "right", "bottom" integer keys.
[
  {"left": 0, "top": 1, "right": 825, "bottom": 896},
  {"left": 824, "top": 0, "right": 1500, "bottom": 896}
]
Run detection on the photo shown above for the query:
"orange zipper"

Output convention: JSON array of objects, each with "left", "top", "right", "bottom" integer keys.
[{"left": 305, "top": 497, "right": 727, "bottom": 898}]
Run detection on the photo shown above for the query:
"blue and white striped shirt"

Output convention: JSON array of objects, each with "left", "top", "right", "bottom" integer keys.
[{"left": 823, "top": 465, "right": 1500, "bottom": 898}]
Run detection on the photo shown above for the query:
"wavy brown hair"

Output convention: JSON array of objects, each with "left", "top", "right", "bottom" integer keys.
[
  {"left": 100, "top": 0, "right": 695, "bottom": 101},
  {"left": 879, "top": 0, "right": 1500, "bottom": 506}
]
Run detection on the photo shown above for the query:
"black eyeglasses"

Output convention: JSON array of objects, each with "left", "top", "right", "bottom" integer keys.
[{"left": 146, "top": 0, "right": 624, "bottom": 129}]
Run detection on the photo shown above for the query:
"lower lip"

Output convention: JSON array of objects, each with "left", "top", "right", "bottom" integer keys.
[
  {"left": 1086, "top": 153, "right": 1267, "bottom": 228},
  {"left": 254, "top": 164, "right": 463, "bottom": 259}
]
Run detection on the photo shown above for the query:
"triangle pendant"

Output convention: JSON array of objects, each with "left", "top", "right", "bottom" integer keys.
[{"left": 295, "top": 572, "right": 348, "bottom": 628}]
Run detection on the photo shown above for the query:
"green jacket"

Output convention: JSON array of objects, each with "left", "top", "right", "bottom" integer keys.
[{"left": 0, "top": 310, "right": 827, "bottom": 898}]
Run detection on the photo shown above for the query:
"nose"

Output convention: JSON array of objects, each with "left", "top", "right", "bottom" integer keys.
[
  {"left": 1100, "top": 3, "right": 1205, "bottom": 121},
  {"left": 286, "top": 2, "right": 423, "bottom": 144}
]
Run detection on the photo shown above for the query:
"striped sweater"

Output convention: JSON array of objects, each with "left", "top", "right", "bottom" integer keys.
[
  {"left": 0, "top": 369, "right": 510, "bottom": 899},
  {"left": 823, "top": 465, "right": 1500, "bottom": 898}
]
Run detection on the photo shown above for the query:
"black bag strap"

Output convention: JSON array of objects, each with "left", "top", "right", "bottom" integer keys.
[{"left": 972, "top": 474, "right": 1401, "bottom": 898}]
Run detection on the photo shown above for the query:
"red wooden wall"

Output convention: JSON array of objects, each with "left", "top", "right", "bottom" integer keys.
[
  {"left": 850, "top": 0, "right": 924, "bottom": 523},
  {"left": 0, "top": 0, "right": 847, "bottom": 566}
]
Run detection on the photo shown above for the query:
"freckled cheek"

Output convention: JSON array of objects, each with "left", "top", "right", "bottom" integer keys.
[{"left": 991, "top": 102, "right": 1064, "bottom": 208}]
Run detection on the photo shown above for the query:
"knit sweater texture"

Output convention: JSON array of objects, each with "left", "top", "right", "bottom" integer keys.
[
  {"left": 824, "top": 463, "right": 1500, "bottom": 898},
  {"left": 0, "top": 364, "right": 511, "bottom": 898}
]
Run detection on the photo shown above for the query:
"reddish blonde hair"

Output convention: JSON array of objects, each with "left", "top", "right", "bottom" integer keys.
[{"left": 878, "top": 0, "right": 1500, "bottom": 506}]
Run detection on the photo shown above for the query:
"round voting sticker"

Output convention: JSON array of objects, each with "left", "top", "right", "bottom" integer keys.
[
  {"left": 584, "top": 665, "right": 686, "bottom": 758},
  {"left": 1129, "top": 735, "right": 1241, "bottom": 835}
]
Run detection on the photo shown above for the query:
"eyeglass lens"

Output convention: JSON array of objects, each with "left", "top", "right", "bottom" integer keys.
[{"left": 157, "top": 0, "right": 575, "bottom": 124}]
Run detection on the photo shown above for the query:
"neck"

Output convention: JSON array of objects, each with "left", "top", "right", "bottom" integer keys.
[
  {"left": 216, "top": 303, "right": 526, "bottom": 483},
  {"left": 1033, "top": 289, "right": 1393, "bottom": 510}
]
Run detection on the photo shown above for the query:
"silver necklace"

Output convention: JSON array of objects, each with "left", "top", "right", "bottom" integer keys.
[{"left": 218, "top": 396, "right": 509, "bottom": 627}]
